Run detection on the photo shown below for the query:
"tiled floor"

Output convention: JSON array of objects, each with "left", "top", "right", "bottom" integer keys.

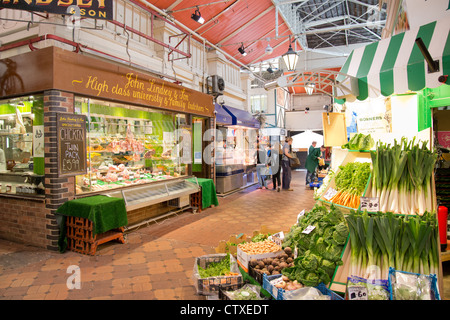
[{"left": 0, "top": 170, "right": 449, "bottom": 300}]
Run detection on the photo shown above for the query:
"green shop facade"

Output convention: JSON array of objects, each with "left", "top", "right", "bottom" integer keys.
[{"left": 0, "top": 46, "right": 215, "bottom": 251}]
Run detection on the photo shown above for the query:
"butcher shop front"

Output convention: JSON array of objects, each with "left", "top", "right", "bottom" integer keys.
[{"left": 0, "top": 46, "right": 216, "bottom": 251}]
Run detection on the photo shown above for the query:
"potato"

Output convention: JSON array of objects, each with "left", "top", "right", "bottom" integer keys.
[
  {"left": 284, "top": 247, "right": 293, "bottom": 256},
  {"left": 250, "top": 259, "right": 258, "bottom": 267},
  {"left": 257, "top": 261, "right": 265, "bottom": 269},
  {"left": 279, "top": 262, "right": 288, "bottom": 269},
  {"left": 286, "top": 257, "right": 293, "bottom": 264},
  {"left": 267, "top": 265, "right": 274, "bottom": 273}
]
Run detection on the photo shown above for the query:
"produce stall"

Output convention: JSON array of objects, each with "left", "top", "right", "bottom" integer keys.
[{"left": 200, "top": 18, "right": 449, "bottom": 301}]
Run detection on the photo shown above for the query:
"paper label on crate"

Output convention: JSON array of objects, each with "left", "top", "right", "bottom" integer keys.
[
  {"left": 323, "top": 188, "right": 337, "bottom": 201},
  {"left": 360, "top": 197, "right": 379, "bottom": 211},
  {"left": 269, "top": 232, "right": 284, "bottom": 246},
  {"left": 347, "top": 286, "right": 369, "bottom": 300},
  {"left": 302, "top": 225, "right": 316, "bottom": 234},
  {"left": 297, "top": 210, "right": 305, "bottom": 222}
]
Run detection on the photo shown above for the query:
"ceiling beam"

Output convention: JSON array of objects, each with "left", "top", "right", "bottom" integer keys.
[
  {"left": 303, "top": 20, "right": 385, "bottom": 35},
  {"left": 194, "top": 0, "right": 240, "bottom": 33},
  {"left": 216, "top": 6, "right": 274, "bottom": 46}
]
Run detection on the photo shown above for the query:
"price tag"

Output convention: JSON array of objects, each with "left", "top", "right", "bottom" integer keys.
[
  {"left": 270, "top": 232, "right": 284, "bottom": 246},
  {"left": 323, "top": 187, "right": 337, "bottom": 201},
  {"left": 302, "top": 225, "right": 316, "bottom": 234},
  {"left": 360, "top": 197, "right": 379, "bottom": 211},
  {"left": 347, "top": 286, "right": 368, "bottom": 300},
  {"left": 91, "top": 179, "right": 97, "bottom": 185},
  {"left": 297, "top": 209, "right": 305, "bottom": 222}
]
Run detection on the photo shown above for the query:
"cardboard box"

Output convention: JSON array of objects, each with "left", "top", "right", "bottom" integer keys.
[{"left": 237, "top": 246, "right": 284, "bottom": 273}]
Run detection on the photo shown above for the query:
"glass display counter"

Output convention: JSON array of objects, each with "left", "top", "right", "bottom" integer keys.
[{"left": 100, "top": 176, "right": 200, "bottom": 211}]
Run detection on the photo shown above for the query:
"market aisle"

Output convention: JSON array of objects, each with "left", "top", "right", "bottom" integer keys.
[
  {"left": 1, "top": 170, "right": 449, "bottom": 300},
  {"left": 0, "top": 170, "right": 316, "bottom": 300}
]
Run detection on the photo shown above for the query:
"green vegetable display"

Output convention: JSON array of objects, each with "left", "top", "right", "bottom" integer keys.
[
  {"left": 329, "top": 162, "right": 371, "bottom": 208},
  {"left": 342, "top": 133, "right": 375, "bottom": 150},
  {"left": 369, "top": 137, "right": 437, "bottom": 215},
  {"left": 198, "top": 254, "right": 233, "bottom": 278},
  {"left": 346, "top": 210, "right": 439, "bottom": 280},
  {"left": 281, "top": 205, "right": 348, "bottom": 287}
]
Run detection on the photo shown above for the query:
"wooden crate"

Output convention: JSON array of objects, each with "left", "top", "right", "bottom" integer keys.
[{"left": 65, "top": 216, "right": 126, "bottom": 255}]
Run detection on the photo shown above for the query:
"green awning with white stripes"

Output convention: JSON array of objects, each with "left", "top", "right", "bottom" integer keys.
[{"left": 336, "top": 18, "right": 450, "bottom": 101}]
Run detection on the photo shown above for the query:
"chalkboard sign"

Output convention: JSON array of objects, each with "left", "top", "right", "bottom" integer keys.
[{"left": 57, "top": 113, "right": 87, "bottom": 176}]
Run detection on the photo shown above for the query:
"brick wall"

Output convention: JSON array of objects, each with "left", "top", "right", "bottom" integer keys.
[
  {"left": 0, "top": 197, "right": 47, "bottom": 247},
  {"left": 43, "top": 90, "right": 75, "bottom": 251}
]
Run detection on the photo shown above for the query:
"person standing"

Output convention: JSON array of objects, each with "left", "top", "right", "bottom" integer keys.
[
  {"left": 305, "top": 145, "right": 325, "bottom": 185},
  {"left": 281, "top": 137, "right": 294, "bottom": 191},
  {"left": 256, "top": 141, "right": 268, "bottom": 189},
  {"left": 308, "top": 141, "right": 317, "bottom": 155},
  {"left": 268, "top": 142, "right": 281, "bottom": 192}
]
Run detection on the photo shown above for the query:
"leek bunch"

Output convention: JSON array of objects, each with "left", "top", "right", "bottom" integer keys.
[
  {"left": 346, "top": 210, "right": 439, "bottom": 280},
  {"left": 369, "top": 137, "right": 437, "bottom": 215}
]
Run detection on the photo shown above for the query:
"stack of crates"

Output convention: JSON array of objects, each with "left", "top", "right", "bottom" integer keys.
[
  {"left": 65, "top": 216, "right": 125, "bottom": 255},
  {"left": 190, "top": 190, "right": 203, "bottom": 212}
]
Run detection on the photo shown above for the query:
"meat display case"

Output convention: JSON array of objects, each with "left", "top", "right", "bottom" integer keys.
[{"left": 101, "top": 176, "right": 200, "bottom": 211}]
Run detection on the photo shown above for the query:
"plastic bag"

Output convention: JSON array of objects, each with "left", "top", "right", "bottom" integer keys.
[
  {"left": 346, "top": 275, "right": 389, "bottom": 300},
  {"left": 283, "top": 287, "right": 330, "bottom": 300},
  {"left": 225, "top": 284, "right": 263, "bottom": 300},
  {"left": 388, "top": 268, "right": 439, "bottom": 300}
]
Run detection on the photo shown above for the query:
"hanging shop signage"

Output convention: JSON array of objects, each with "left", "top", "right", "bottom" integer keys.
[
  {"left": 57, "top": 112, "right": 87, "bottom": 177},
  {"left": 336, "top": 18, "right": 450, "bottom": 101},
  {"left": 0, "top": 0, "right": 113, "bottom": 20}
]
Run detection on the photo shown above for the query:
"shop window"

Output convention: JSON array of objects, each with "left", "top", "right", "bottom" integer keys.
[
  {"left": 251, "top": 94, "right": 267, "bottom": 113},
  {"left": 0, "top": 95, "right": 45, "bottom": 195},
  {"left": 74, "top": 97, "right": 191, "bottom": 195}
]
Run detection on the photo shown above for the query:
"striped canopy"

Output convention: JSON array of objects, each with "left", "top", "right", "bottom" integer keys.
[{"left": 336, "top": 18, "right": 450, "bottom": 101}]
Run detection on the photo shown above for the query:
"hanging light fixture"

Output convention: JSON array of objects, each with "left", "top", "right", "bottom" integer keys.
[
  {"left": 191, "top": 8, "right": 205, "bottom": 24},
  {"left": 282, "top": 36, "right": 298, "bottom": 71},
  {"left": 238, "top": 43, "right": 247, "bottom": 56},
  {"left": 305, "top": 82, "right": 315, "bottom": 95}
]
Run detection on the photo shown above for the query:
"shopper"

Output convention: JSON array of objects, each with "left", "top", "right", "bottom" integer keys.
[
  {"left": 305, "top": 145, "right": 326, "bottom": 185},
  {"left": 268, "top": 142, "right": 281, "bottom": 192},
  {"left": 281, "top": 137, "right": 294, "bottom": 191},
  {"left": 308, "top": 141, "right": 317, "bottom": 155},
  {"left": 256, "top": 142, "right": 268, "bottom": 189}
]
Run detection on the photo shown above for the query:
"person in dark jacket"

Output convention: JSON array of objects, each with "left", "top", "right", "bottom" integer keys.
[
  {"left": 305, "top": 145, "right": 325, "bottom": 185},
  {"left": 281, "top": 137, "right": 294, "bottom": 191},
  {"left": 268, "top": 142, "right": 282, "bottom": 192}
]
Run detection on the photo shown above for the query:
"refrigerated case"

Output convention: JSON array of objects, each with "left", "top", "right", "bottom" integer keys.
[
  {"left": 74, "top": 97, "right": 190, "bottom": 195},
  {"left": 103, "top": 177, "right": 200, "bottom": 211},
  {"left": 214, "top": 104, "right": 259, "bottom": 194},
  {"left": 0, "top": 95, "right": 45, "bottom": 196}
]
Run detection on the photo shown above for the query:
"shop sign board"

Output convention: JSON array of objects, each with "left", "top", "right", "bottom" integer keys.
[
  {"left": 0, "top": 47, "right": 214, "bottom": 118},
  {"left": 53, "top": 48, "right": 215, "bottom": 118},
  {"left": 356, "top": 113, "right": 388, "bottom": 134},
  {"left": 0, "top": 0, "right": 113, "bottom": 20},
  {"left": 56, "top": 112, "right": 87, "bottom": 177}
]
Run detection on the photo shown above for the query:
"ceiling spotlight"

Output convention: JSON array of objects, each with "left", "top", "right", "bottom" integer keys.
[
  {"left": 191, "top": 8, "right": 205, "bottom": 24},
  {"left": 265, "top": 43, "right": 273, "bottom": 55},
  {"left": 305, "top": 83, "right": 315, "bottom": 95},
  {"left": 238, "top": 43, "right": 247, "bottom": 56}
]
